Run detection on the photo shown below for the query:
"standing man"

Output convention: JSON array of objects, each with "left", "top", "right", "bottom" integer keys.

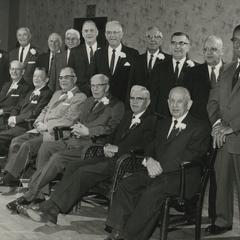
[
  {"left": 63, "top": 28, "right": 80, "bottom": 65},
  {"left": 69, "top": 20, "right": 100, "bottom": 96},
  {"left": 206, "top": 25, "right": 240, "bottom": 235},
  {"left": 129, "top": 26, "right": 169, "bottom": 109},
  {"left": 90, "top": 20, "right": 139, "bottom": 102},
  {"left": 36, "top": 33, "right": 65, "bottom": 91},
  {"left": 9, "top": 27, "right": 40, "bottom": 86},
  {"left": 154, "top": 32, "right": 195, "bottom": 116}
]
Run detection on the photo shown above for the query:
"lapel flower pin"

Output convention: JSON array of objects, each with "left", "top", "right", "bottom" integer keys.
[
  {"left": 157, "top": 53, "right": 165, "bottom": 60},
  {"left": 186, "top": 60, "right": 195, "bottom": 67},
  {"left": 11, "top": 83, "right": 18, "bottom": 90},
  {"left": 67, "top": 91, "right": 74, "bottom": 99},
  {"left": 132, "top": 118, "right": 141, "bottom": 125},
  {"left": 30, "top": 48, "right": 37, "bottom": 55},
  {"left": 101, "top": 96, "right": 110, "bottom": 105},
  {"left": 118, "top": 52, "right": 126, "bottom": 58},
  {"left": 33, "top": 89, "right": 41, "bottom": 96},
  {"left": 176, "top": 122, "right": 187, "bottom": 133},
  {"left": 0, "top": 53, "right": 2, "bottom": 58}
]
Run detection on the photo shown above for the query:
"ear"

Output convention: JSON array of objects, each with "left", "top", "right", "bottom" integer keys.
[{"left": 187, "top": 99, "right": 193, "bottom": 110}]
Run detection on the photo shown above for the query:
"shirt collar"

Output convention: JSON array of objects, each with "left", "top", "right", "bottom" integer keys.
[
  {"left": 147, "top": 49, "right": 160, "bottom": 58},
  {"left": 86, "top": 42, "right": 97, "bottom": 50},
  {"left": 172, "top": 111, "right": 188, "bottom": 124},
  {"left": 20, "top": 43, "right": 30, "bottom": 51},
  {"left": 133, "top": 110, "right": 146, "bottom": 119},
  {"left": 207, "top": 60, "right": 223, "bottom": 71},
  {"left": 173, "top": 56, "right": 186, "bottom": 65},
  {"left": 108, "top": 43, "right": 122, "bottom": 53}
]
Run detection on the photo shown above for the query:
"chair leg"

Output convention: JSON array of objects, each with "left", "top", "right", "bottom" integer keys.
[
  {"left": 160, "top": 198, "right": 170, "bottom": 240},
  {"left": 195, "top": 198, "right": 204, "bottom": 240}
]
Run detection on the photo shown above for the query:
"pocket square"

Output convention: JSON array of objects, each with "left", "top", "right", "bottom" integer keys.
[
  {"left": 62, "top": 102, "right": 70, "bottom": 106},
  {"left": 31, "top": 100, "right": 38, "bottom": 104},
  {"left": 28, "top": 61, "right": 36, "bottom": 64},
  {"left": 124, "top": 62, "right": 131, "bottom": 66},
  {"left": 11, "top": 94, "right": 20, "bottom": 97}
]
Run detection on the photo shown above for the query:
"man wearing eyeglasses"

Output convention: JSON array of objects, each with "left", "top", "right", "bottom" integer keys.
[
  {"left": 154, "top": 32, "right": 196, "bottom": 117},
  {"left": 90, "top": 20, "right": 139, "bottom": 103},
  {"left": 68, "top": 20, "right": 101, "bottom": 96},
  {"left": 206, "top": 25, "right": 240, "bottom": 235},
  {"left": 14, "top": 85, "right": 156, "bottom": 227},
  {"left": 6, "top": 73, "right": 124, "bottom": 209},
  {"left": 0, "top": 67, "right": 86, "bottom": 191},
  {"left": 129, "top": 26, "right": 170, "bottom": 110}
]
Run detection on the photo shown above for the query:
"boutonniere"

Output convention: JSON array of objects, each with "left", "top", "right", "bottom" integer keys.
[
  {"left": 118, "top": 52, "right": 126, "bottom": 58},
  {"left": 100, "top": 96, "right": 110, "bottom": 105},
  {"left": 33, "top": 89, "right": 41, "bottom": 96},
  {"left": 176, "top": 122, "right": 187, "bottom": 133},
  {"left": 31, "top": 100, "right": 38, "bottom": 104},
  {"left": 30, "top": 48, "right": 37, "bottom": 55},
  {"left": 11, "top": 83, "right": 18, "bottom": 90},
  {"left": 157, "top": 53, "right": 165, "bottom": 60},
  {"left": 0, "top": 53, "right": 2, "bottom": 58},
  {"left": 186, "top": 60, "right": 195, "bottom": 67},
  {"left": 67, "top": 91, "right": 74, "bottom": 99},
  {"left": 132, "top": 118, "right": 141, "bottom": 125},
  {"left": 97, "top": 47, "right": 101, "bottom": 50}
]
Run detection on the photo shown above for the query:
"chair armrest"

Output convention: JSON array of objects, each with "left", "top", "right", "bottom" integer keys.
[
  {"left": 84, "top": 144, "right": 104, "bottom": 159},
  {"left": 53, "top": 126, "right": 71, "bottom": 140}
]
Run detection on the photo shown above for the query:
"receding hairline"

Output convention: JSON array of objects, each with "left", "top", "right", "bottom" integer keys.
[
  {"left": 168, "top": 87, "right": 191, "bottom": 101},
  {"left": 10, "top": 60, "right": 24, "bottom": 69},
  {"left": 82, "top": 20, "right": 98, "bottom": 30},
  {"left": 65, "top": 29, "right": 80, "bottom": 39},
  {"left": 90, "top": 74, "right": 109, "bottom": 84},
  {"left": 60, "top": 67, "right": 76, "bottom": 77},
  {"left": 204, "top": 35, "right": 223, "bottom": 49},
  {"left": 106, "top": 21, "right": 123, "bottom": 32},
  {"left": 130, "top": 85, "right": 150, "bottom": 99},
  {"left": 17, "top": 27, "right": 31, "bottom": 36},
  {"left": 146, "top": 26, "right": 163, "bottom": 37}
]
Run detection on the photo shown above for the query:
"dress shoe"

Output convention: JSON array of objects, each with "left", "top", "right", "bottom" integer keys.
[
  {"left": 6, "top": 196, "right": 31, "bottom": 212},
  {"left": 205, "top": 224, "right": 232, "bottom": 235}
]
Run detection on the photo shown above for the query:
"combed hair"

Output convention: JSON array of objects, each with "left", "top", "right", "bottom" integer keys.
[
  {"left": 82, "top": 20, "right": 98, "bottom": 30},
  {"left": 34, "top": 67, "right": 48, "bottom": 75},
  {"left": 106, "top": 20, "right": 123, "bottom": 32},
  {"left": 169, "top": 86, "right": 191, "bottom": 101},
  {"left": 60, "top": 67, "right": 77, "bottom": 77},
  {"left": 171, "top": 32, "right": 190, "bottom": 42},
  {"left": 10, "top": 60, "right": 24, "bottom": 69},
  {"left": 146, "top": 26, "right": 163, "bottom": 38},
  {"left": 204, "top": 35, "right": 223, "bottom": 48},
  {"left": 130, "top": 85, "right": 150, "bottom": 99},
  {"left": 65, "top": 28, "right": 80, "bottom": 39},
  {"left": 91, "top": 74, "right": 109, "bottom": 84}
]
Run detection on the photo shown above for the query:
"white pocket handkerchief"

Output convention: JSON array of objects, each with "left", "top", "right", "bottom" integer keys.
[
  {"left": 124, "top": 62, "right": 131, "bottom": 66},
  {"left": 28, "top": 61, "right": 36, "bottom": 64},
  {"left": 11, "top": 94, "right": 20, "bottom": 97}
]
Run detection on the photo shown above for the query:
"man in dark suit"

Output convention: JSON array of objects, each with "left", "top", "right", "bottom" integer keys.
[
  {"left": 0, "top": 60, "right": 31, "bottom": 120},
  {"left": 104, "top": 87, "right": 210, "bottom": 240},
  {"left": 205, "top": 25, "right": 240, "bottom": 235},
  {"left": 36, "top": 33, "right": 65, "bottom": 91},
  {"left": 90, "top": 20, "right": 139, "bottom": 102},
  {"left": 128, "top": 26, "right": 170, "bottom": 109},
  {"left": 6, "top": 73, "right": 124, "bottom": 205},
  {"left": 0, "top": 67, "right": 52, "bottom": 156},
  {"left": 68, "top": 20, "right": 100, "bottom": 96},
  {"left": 16, "top": 85, "right": 156, "bottom": 226},
  {"left": 154, "top": 32, "right": 196, "bottom": 116},
  {"left": 9, "top": 27, "right": 40, "bottom": 86},
  {"left": 183, "top": 35, "right": 224, "bottom": 121},
  {"left": 0, "top": 47, "right": 9, "bottom": 90}
]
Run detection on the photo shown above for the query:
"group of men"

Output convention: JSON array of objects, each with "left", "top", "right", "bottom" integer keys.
[{"left": 0, "top": 18, "right": 238, "bottom": 240}]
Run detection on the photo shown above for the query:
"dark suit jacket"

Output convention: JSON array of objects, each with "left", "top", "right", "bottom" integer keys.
[
  {"left": 154, "top": 57, "right": 196, "bottom": 116},
  {"left": 0, "top": 78, "right": 31, "bottom": 113},
  {"left": 9, "top": 45, "right": 40, "bottom": 86},
  {"left": 90, "top": 45, "right": 139, "bottom": 102},
  {"left": 10, "top": 85, "right": 52, "bottom": 129},
  {"left": 145, "top": 114, "right": 210, "bottom": 173},
  {"left": 183, "top": 62, "right": 224, "bottom": 121},
  {"left": 0, "top": 49, "right": 9, "bottom": 90},
  {"left": 68, "top": 44, "right": 98, "bottom": 96},
  {"left": 207, "top": 61, "right": 240, "bottom": 154}
]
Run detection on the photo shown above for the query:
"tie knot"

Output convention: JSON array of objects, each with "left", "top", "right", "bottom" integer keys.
[
  {"left": 212, "top": 66, "right": 215, "bottom": 71},
  {"left": 173, "top": 120, "right": 178, "bottom": 127},
  {"left": 176, "top": 61, "right": 180, "bottom": 65},
  {"left": 150, "top": 54, "right": 154, "bottom": 58},
  {"left": 112, "top": 49, "right": 116, "bottom": 53}
]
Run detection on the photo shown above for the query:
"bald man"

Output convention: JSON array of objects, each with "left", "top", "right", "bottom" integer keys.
[{"left": 105, "top": 87, "right": 210, "bottom": 240}]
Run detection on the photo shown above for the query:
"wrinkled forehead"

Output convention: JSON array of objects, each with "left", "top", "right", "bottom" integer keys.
[
  {"left": 204, "top": 38, "right": 222, "bottom": 49},
  {"left": 146, "top": 28, "right": 161, "bottom": 37},
  {"left": 83, "top": 22, "right": 97, "bottom": 31},
  {"left": 131, "top": 89, "right": 146, "bottom": 98},
  {"left": 48, "top": 34, "right": 60, "bottom": 42},
  {"left": 106, "top": 23, "right": 122, "bottom": 32},
  {"left": 66, "top": 32, "right": 78, "bottom": 39},
  {"left": 17, "top": 28, "right": 29, "bottom": 36}
]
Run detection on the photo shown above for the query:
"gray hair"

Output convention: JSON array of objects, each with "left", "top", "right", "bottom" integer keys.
[
  {"left": 17, "top": 27, "right": 31, "bottom": 38},
  {"left": 130, "top": 85, "right": 150, "bottom": 99},
  {"left": 106, "top": 20, "right": 123, "bottom": 32},
  {"left": 60, "top": 67, "right": 77, "bottom": 77},
  {"left": 90, "top": 74, "right": 109, "bottom": 84},
  {"left": 65, "top": 28, "right": 80, "bottom": 39},
  {"left": 169, "top": 86, "right": 191, "bottom": 101},
  {"left": 48, "top": 32, "right": 63, "bottom": 47},
  {"left": 204, "top": 35, "right": 223, "bottom": 49},
  {"left": 10, "top": 60, "right": 24, "bottom": 69},
  {"left": 146, "top": 26, "right": 163, "bottom": 38}
]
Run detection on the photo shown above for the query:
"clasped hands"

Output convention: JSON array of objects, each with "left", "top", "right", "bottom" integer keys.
[
  {"left": 70, "top": 122, "right": 89, "bottom": 138},
  {"left": 145, "top": 157, "right": 163, "bottom": 178},
  {"left": 103, "top": 144, "right": 119, "bottom": 158},
  {"left": 212, "top": 122, "right": 233, "bottom": 149}
]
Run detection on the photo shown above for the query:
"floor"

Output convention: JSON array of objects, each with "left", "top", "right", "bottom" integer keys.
[{"left": 0, "top": 187, "right": 238, "bottom": 240}]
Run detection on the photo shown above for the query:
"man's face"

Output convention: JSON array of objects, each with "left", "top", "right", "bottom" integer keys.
[
  {"left": 82, "top": 22, "right": 98, "bottom": 45},
  {"left": 9, "top": 61, "right": 24, "bottom": 81},
  {"left": 105, "top": 23, "right": 123, "bottom": 48},
  {"left": 33, "top": 70, "right": 48, "bottom": 88},
  {"left": 130, "top": 90, "right": 150, "bottom": 114},
  {"left": 90, "top": 77, "right": 109, "bottom": 99},
  {"left": 65, "top": 33, "right": 80, "bottom": 49},
  {"left": 17, "top": 28, "right": 31, "bottom": 47},
  {"left": 145, "top": 29, "right": 162, "bottom": 53},
  {"left": 59, "top": 68, "right": 76, "bottom": 92},
  {"left": 203, "top": 38, "right": 223, "bottom": 66},
  {"left": 232, "top": 30, "right": 240, "bottom": 58},
  {"left": 48, "top": 34, "right": 61, "bottom": 53},
  {"left": 170, "top": 35, "right": 190, "bottom": 60},
  {"left": 168, "top": 89, "right": 192, "bottom": 119}
]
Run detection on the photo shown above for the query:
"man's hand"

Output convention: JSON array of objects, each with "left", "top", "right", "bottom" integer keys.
[
  {"left": 71, "top": 122, "right": 89, "bottom": 138},
  {"left": 103, "top": 144, "right": 119, "bottom": 158},
  {"left": 35, "top": 122, "right": 48, "bottom": 133},
  {"left": 8, "top": 116, "right": 16, "bottom": 128},
  {"left": 146, "top": 157, "right": 163, "bottom": 178}
]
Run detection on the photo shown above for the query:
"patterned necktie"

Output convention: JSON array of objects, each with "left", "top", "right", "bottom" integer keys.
[
  {"left": 110, "top": 49, "right": 116, "bottom": 75},
  {"left": 148, "top": 54, "right": 154, "bottom": 72},
  {"left": 174, "top": 61, "right": 180, "bottom": 83},
  {"left": 232, "top": 64, "right": 240, "bottom": 90},
  {"left": 167, "top": 120, "right": 178, "bottom": 139},
  {"left": 20, "top": 47, "right": 25, "bottom": 62},
  {"left": 210, "top": 66, "right": 217, "bottom": 88}
]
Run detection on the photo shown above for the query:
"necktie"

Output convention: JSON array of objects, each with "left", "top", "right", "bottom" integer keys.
[
  {"left": 89, "top": 46, "right": 94, "bottom": 63},
  {"left": 232, "top": 64, "right": 240, "bottom": 90},
  {"left": 148, "top": 54, "right": 154, "bottom": 72},
  {"left": 110, "top": 49, "right": 116, "bottom": 75},
  {"left": 167, "top": 120, "right": 178, "bottom": 139},
  {"left": 20, "top": 47, "right": 25, "bottom": 62},
  {"left": 91, "top": 100, "right": 99, "bottom": 112},
  {"left": 210, "top": 66, "right": 217, "bottom": 88},
  {"left": 174, "top": 61, "right": 180, "bottom": 83},
  {"left": 49, "top": 54, "right": 57, "bottom": 91}
]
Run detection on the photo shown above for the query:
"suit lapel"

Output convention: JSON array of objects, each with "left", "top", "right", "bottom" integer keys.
[{"left": 228, "top": 62, "right": 238, "bottom": 97}]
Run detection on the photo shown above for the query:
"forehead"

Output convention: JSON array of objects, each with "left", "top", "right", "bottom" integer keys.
[
  {"left": 204, "top": 38, "right": 221, "bottom": 49},
  {"left": 66, "top": 32, "right": 78, "bottom": 38},
  {"left": 17, "top": 28, "right": 29, "bottom": 35},
  {"left": 49, "top": 34, "right": 60, "bottom": 41},
  {"left": 91, "top": 76, "right": 105, "bottom": 84},
  {"left": 131, "top": 89, "right": 145, "bottom": 97},
  {"left": 60, "top": 68, "right": 72, "bottom": 76},
  {"left": 106, "top": 23, "right": 122, "bottom": 31},
  {"left": 82, "top": 22, "right": 96, "bottom": 30},
  {"left": 11, "top": 61, "right": 22, "bottom": 68},
  {"left": 34, "top": 69, "right": 45, "bottom": 76},
  {"left": 172, "top": 35, "right": 189, "bottom": 42},
  {"left": 146, "top": 28, "right": 161, "bottom": 36},
  {"left": 169, "top": 90, "right": 186, "bottom": 101}
]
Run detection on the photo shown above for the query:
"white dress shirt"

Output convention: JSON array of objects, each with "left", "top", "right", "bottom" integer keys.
[
  {"left": 207, "top": 60, "right": 223, "bottom": 82},
  {"left": 108, "top": 44, "right": 122, "bottom": 74},
  {"left": 86, "top": 42, "right": 97, "bottom": 64},
  {"left": 172, "top": 57, "right": 187, "bottom": 77},
  {"left": 18, "top": 43, "right": 30, "bottom": 63},
  {"left": 147, "top": 49, "right": 160, "bottom": 69}
]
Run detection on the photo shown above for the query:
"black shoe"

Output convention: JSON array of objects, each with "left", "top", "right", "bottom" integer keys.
[
  {"left": 6, "top": 196, "right": 31, "bottom": 212},
  {"left": 205, "top": 224, "right": 232, "bottom": 235}
]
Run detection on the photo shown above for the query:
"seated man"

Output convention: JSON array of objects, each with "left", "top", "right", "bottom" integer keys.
[
  {"left": 0, "top": 67, "right": 87, "bottom": 188},
  {"left": 5, "top": 73, "right": 124, "bottom": 203},
  {"left": 0, "top": 67, "right": 52, "bottom": 155},
  {"left": 0, "top": 60, "right": 31, "bottom": 126},
  {"left": 16, "top": 85, "right": 156, "bottom": 225},
  {"left": 103, "top": 87, "right": 210, "bottom": 240}
]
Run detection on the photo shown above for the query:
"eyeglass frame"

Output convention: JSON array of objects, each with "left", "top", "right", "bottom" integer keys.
[
  {"left": 59, "top": 75, "right": 76, "bottom": 80},
  {"left": 171, "top": 41, "right": 190, "bottom": 47}
]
